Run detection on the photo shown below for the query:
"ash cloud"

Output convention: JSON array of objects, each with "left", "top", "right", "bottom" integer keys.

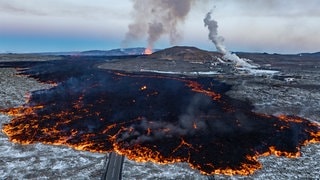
[{"left": 122, "top": 0, "right": 196, "bottom": 50}]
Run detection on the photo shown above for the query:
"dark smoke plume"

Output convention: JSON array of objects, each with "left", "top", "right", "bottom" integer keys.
[{"left": 122, "top": 0, "right": 196, "bottom": 50}]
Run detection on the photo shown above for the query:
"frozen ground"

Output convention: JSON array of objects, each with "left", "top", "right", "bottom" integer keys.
[
  {"left": 0, "top": 68, "right": 105, "bottom": 179},
  {"left": 1, "top": 52, "right": 320, "bottom": 179}
]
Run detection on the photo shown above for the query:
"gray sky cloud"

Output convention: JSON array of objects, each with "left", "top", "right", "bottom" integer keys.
[
  {"left": 214, "top": 0, "right": 320, "bottom": 17},
  {"left": 0, "top": 0, "right": 126, "bottom": 19},
  {"left": 0, "top": 0, "right": 319, "bottom": 53}
]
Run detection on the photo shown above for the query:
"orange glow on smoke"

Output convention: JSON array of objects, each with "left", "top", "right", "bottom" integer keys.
[{"left": 144, "top": 48, "right": 153, "bottom": 55}]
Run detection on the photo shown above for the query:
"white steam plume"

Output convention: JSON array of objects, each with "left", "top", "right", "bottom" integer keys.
[{"left": 204, "top": 11, "right": 256, "bottom": 68}]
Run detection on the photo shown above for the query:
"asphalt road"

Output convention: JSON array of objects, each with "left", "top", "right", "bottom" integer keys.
[{"left": 102, "top": 152, "right": 125, "bottom": 180}]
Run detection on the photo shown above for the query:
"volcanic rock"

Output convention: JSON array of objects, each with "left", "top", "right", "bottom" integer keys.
[{"left": 148, "top": 46, "right": 222, "bottom": 63}]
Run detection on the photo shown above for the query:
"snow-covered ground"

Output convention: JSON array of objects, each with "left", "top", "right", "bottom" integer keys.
[
  {"left": 0, "top": 68, "right": 106, "bottom": 179},
  {"left": 140, "top": 69, "right": 220, "bottom": 75}
]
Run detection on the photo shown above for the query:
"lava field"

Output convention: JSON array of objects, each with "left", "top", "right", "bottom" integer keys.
[{"left": 0, "top": 57, "right": 319, "bottom": 175}]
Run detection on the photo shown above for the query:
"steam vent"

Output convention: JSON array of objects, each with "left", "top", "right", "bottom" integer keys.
[{"left": 1, "top": 58, "right": 319, "bottom": 176}]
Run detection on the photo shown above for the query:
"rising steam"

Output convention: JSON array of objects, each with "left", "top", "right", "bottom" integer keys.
[
  {"left": 204, "top": 11, "right": 255, "bottom": 68},
  {"left": 122, "top": 0, "right": 196, "bottom": 51}
]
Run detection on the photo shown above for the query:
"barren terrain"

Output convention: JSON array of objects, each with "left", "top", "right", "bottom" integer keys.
[{"left": 0, "top": 50, "right": 319, "bottom": 179}]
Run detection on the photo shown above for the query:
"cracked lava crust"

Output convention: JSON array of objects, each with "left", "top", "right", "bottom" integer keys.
[{"left": 0, "top": 59, "right": 319, "bottom": 176}]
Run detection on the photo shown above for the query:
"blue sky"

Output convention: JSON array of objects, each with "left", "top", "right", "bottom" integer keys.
[{"left": 0, "top": 0, "right": 319, "bottom": 53}]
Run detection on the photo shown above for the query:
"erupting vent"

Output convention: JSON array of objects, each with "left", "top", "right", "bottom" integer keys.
[
  {"left": 0, "top": 59, "right": 319, "bottom": 176},
  {"left": 143, "top": 48, "right": 153, "bottom": 55}
]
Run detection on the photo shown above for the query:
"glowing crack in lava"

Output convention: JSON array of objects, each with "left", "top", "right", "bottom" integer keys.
[{"left": 0, "top": 59, "right": 319, "bottom": 176}]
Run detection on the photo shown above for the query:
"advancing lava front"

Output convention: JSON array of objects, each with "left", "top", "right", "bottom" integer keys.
[{"left": 0, "top": 58, "right": 319, "bottom": 176}]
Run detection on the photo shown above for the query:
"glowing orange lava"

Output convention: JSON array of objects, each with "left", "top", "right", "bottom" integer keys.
[
  {"left": 186, "top": 81, "right": 221, "bottom": 100},
  {"left": 0, "top": 65, "right": 319, "bottom": 177},
  {"left": 144, "top": 48, "right": 153, "bottom": 55}
]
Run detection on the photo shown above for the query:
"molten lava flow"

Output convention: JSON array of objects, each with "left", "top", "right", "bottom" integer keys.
[
  {"left": 186, "top": 81, "right": 221, "bottom": 100},
  {"left": 144, "top": 48, "right": 153, "bottom": 55},
  {"left": 1, "top": 60, "right": 320, "bottom": 176},
  {"left": 111, "top": 72, "right": 222, "bottom": 101}
]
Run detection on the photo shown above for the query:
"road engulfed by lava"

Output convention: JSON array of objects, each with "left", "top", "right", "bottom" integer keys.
[{"left": 0, "top": 58, "right": 319, "bottom": 176}]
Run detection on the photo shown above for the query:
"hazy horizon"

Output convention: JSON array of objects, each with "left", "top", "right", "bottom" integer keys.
[
  {"left": 1, "top": 0, "right": 319, "bottom": 54},
  {"left": 2, "top": 46, "right": 320, "bottom": 55}
]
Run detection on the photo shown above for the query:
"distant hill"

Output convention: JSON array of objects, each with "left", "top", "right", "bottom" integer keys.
[
  {"left": 148, "top": 46, "right": 222, "bottom": 62},
  {"left": 36, "top": 48, "right": 156, "bottom": 56},
  {"left": 6, "top": 47, "right": 319, "bottom": 58},
  {"left": 81, "top": 48, "right": 148, "bottom": 56},
  {"left": 300, "top": 52, "right": 320, "bottom": 57}
]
